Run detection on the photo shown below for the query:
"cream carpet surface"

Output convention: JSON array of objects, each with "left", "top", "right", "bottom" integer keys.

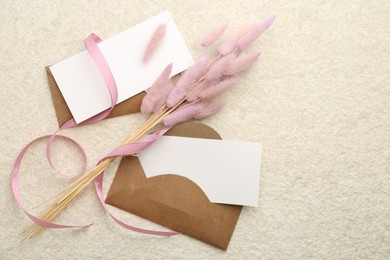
[{"left": 1, "top": 0, "right": 389, "bottom": 259}]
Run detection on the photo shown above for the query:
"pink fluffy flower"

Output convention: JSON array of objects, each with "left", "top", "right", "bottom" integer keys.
[
  {"left": 186, "top": 81, "right": 210, "bottom": 102},
  {"left": 152, "top": 81, "right": 174, "bottom": 112},
  {"left": 166, "top": 56, "right": 210, "bottom": 107},
  {"left": 218, "top": 23, "right": 256, "bottom": 55},
  {"left": 198, "top": 76, "right": 240, "bottom": 101},
  {"left": 225, "top": 52, "right": 261, "bottom": 75},
  {"left": 163, "top": 102, "right": 205, "bottom": 126},
  {"left": 143, "top": 23, "right": 167, "bottom": 64},
  {"left": 140, "top": 63, "right": 172, "bottom": 113},
  {"left": 194, "top": 102, "right": 225, "bottom": 119},
  {"left": 237, "top": 16, "right": 275, "bottom": 51},
  {"left": 204, "top": 54, "right": 234, "bottom": 81},
  {"left": 201, "top": 23, "right": 228, "bottom": 47}
]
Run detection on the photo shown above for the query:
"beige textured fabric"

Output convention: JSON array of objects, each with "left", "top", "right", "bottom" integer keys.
[{"left": 1, "top": 0, "right": 389, "bottom": 259}]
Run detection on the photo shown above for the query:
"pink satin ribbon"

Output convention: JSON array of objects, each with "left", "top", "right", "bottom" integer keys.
[
  {"left": 12, "top": 33, "right": 177, "bottom": 236},
  {"left": 12, "top": 135, "right": 92, "bottom": 228},
  {"left": 45, "top": 33, "right": 118, "bottom": 177}
]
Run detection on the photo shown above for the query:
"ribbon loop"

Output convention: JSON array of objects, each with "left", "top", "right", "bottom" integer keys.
[{"left": 12, "top": 135, "right": 92, "bottom": 229}]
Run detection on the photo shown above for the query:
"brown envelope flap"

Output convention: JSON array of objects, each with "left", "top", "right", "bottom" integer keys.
[
  {"left": 46, "top": 66, "right": 145, "bottom": 127},
  {"left": 106, "top": 122, "right": 242, "bottom": 250}
]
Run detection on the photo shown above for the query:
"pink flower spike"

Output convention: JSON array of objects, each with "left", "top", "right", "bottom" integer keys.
[
  {"left": 163, "top": 102, "right": 205, "bottom": 126},
  {"left": 201, "top": 23, "right": 228, "bottom": 47},
  {"left": 204, "top": 54, "right": 234, "bottom": 81},
  {"left": 152, "top": 81, "right": 174, "bottom": 112},
  {"left": 186, "top": 55, "right": 210, "bottom": 80},
  {"left": 237, "top": 16, "right": 275, "bottom": 51},
  {"left": 165, "top": 84, "right": 183, "bottom": 108},
  {"left": 194, "top": 102, "right": 225, "bottom": 119},
  {"left": 186, "top": 81, "right": 210, "bottom": 102},
  {"left": 166, "top": 56, "right": 210, "bottom": 107},
  {"left": 143, "top": 23, "right": 167, "bottom": 64},
  {"left": 199, "top": 76, "right": 240, "bottom": 101},
  {"left": 225, "top": 52, "right": 261, "bottom": 75},
  {"left": 140, "top": 63, "right": 173, "bottom": 114},
  {"left": 218, "top": 23, "right": 256, "bottom": 55}
]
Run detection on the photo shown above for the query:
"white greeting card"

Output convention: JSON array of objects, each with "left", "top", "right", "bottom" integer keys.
[
  {"left": 138, "top": 136, "right": 262, "bottom": 207},
  {"left": 50, "top": 11, "right": 193, "bottom": 123}
]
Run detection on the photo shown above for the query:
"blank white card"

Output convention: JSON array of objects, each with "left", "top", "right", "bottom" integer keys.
[{"left": 138, "top": 136, "right": 262, "bottom": 207}]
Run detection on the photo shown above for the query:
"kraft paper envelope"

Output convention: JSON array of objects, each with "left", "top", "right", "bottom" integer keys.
[
  {"left": 105, "top": 122, "right": 243, "bottom": 250},
  {"left": 46, "top": 67, "right": 145, "bottom": 127}
]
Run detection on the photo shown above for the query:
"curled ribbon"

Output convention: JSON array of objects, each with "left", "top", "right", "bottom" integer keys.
[
  {"left": 12, "top": 33, "right": 177, "bottom": 236},
  {"left": 11, "top": 135, "right": 91, "bottom": 229}
]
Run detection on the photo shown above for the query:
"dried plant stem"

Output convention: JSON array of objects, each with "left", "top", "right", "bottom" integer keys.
[{"left": 22, "top": 158, "right": 115, "bottom": 240}]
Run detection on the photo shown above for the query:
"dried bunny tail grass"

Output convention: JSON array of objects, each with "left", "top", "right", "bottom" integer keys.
[
  {"left": 237, "top": 16, "right": 275, "bottom": 51},
  {"left": 194, "top": 102, "right": 225, "bottom": 119},
  {"left": 218, "top": 23, "right": 256, "bottom": 55},
  {"left": 165, "top": 85, "right": 184, "bottom": 108},
  {"left": 152, "top": 81, "right": 174, "bottom": 112},
  {"left": 143, "top": 23, "right": 167, "bottom": 64},
  {"left": 199, "top": 76, "right": 240, "bottom": 101},
  {"left": 163, "top": 102, "right": 205, "bottom": 126},
  {"left": 225, "top": 52, "right": 261, "bottom": 75},
  {"left": 204, "top": 54, "right": 234, "bottom": 81},
  {"left": 201, "top": 23, "right": 228, "bottom": 47},
  {"left": 186, "top": 81, "right": 210, "bottom": 102},
  {"left": 186, "top": 78, "right": 222, "bottom": 102},
  {"left": 185, "top": 55, "right": 210, "bottom": 80},
  {"left": 140, "top": 63, "right": 172, "bottom": 114},
  {"left": 165, "top": 56, "right": 210, "bottom": 107},
  {"left": 165, "top": 80, "right": 190, "bottom": 108}
]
